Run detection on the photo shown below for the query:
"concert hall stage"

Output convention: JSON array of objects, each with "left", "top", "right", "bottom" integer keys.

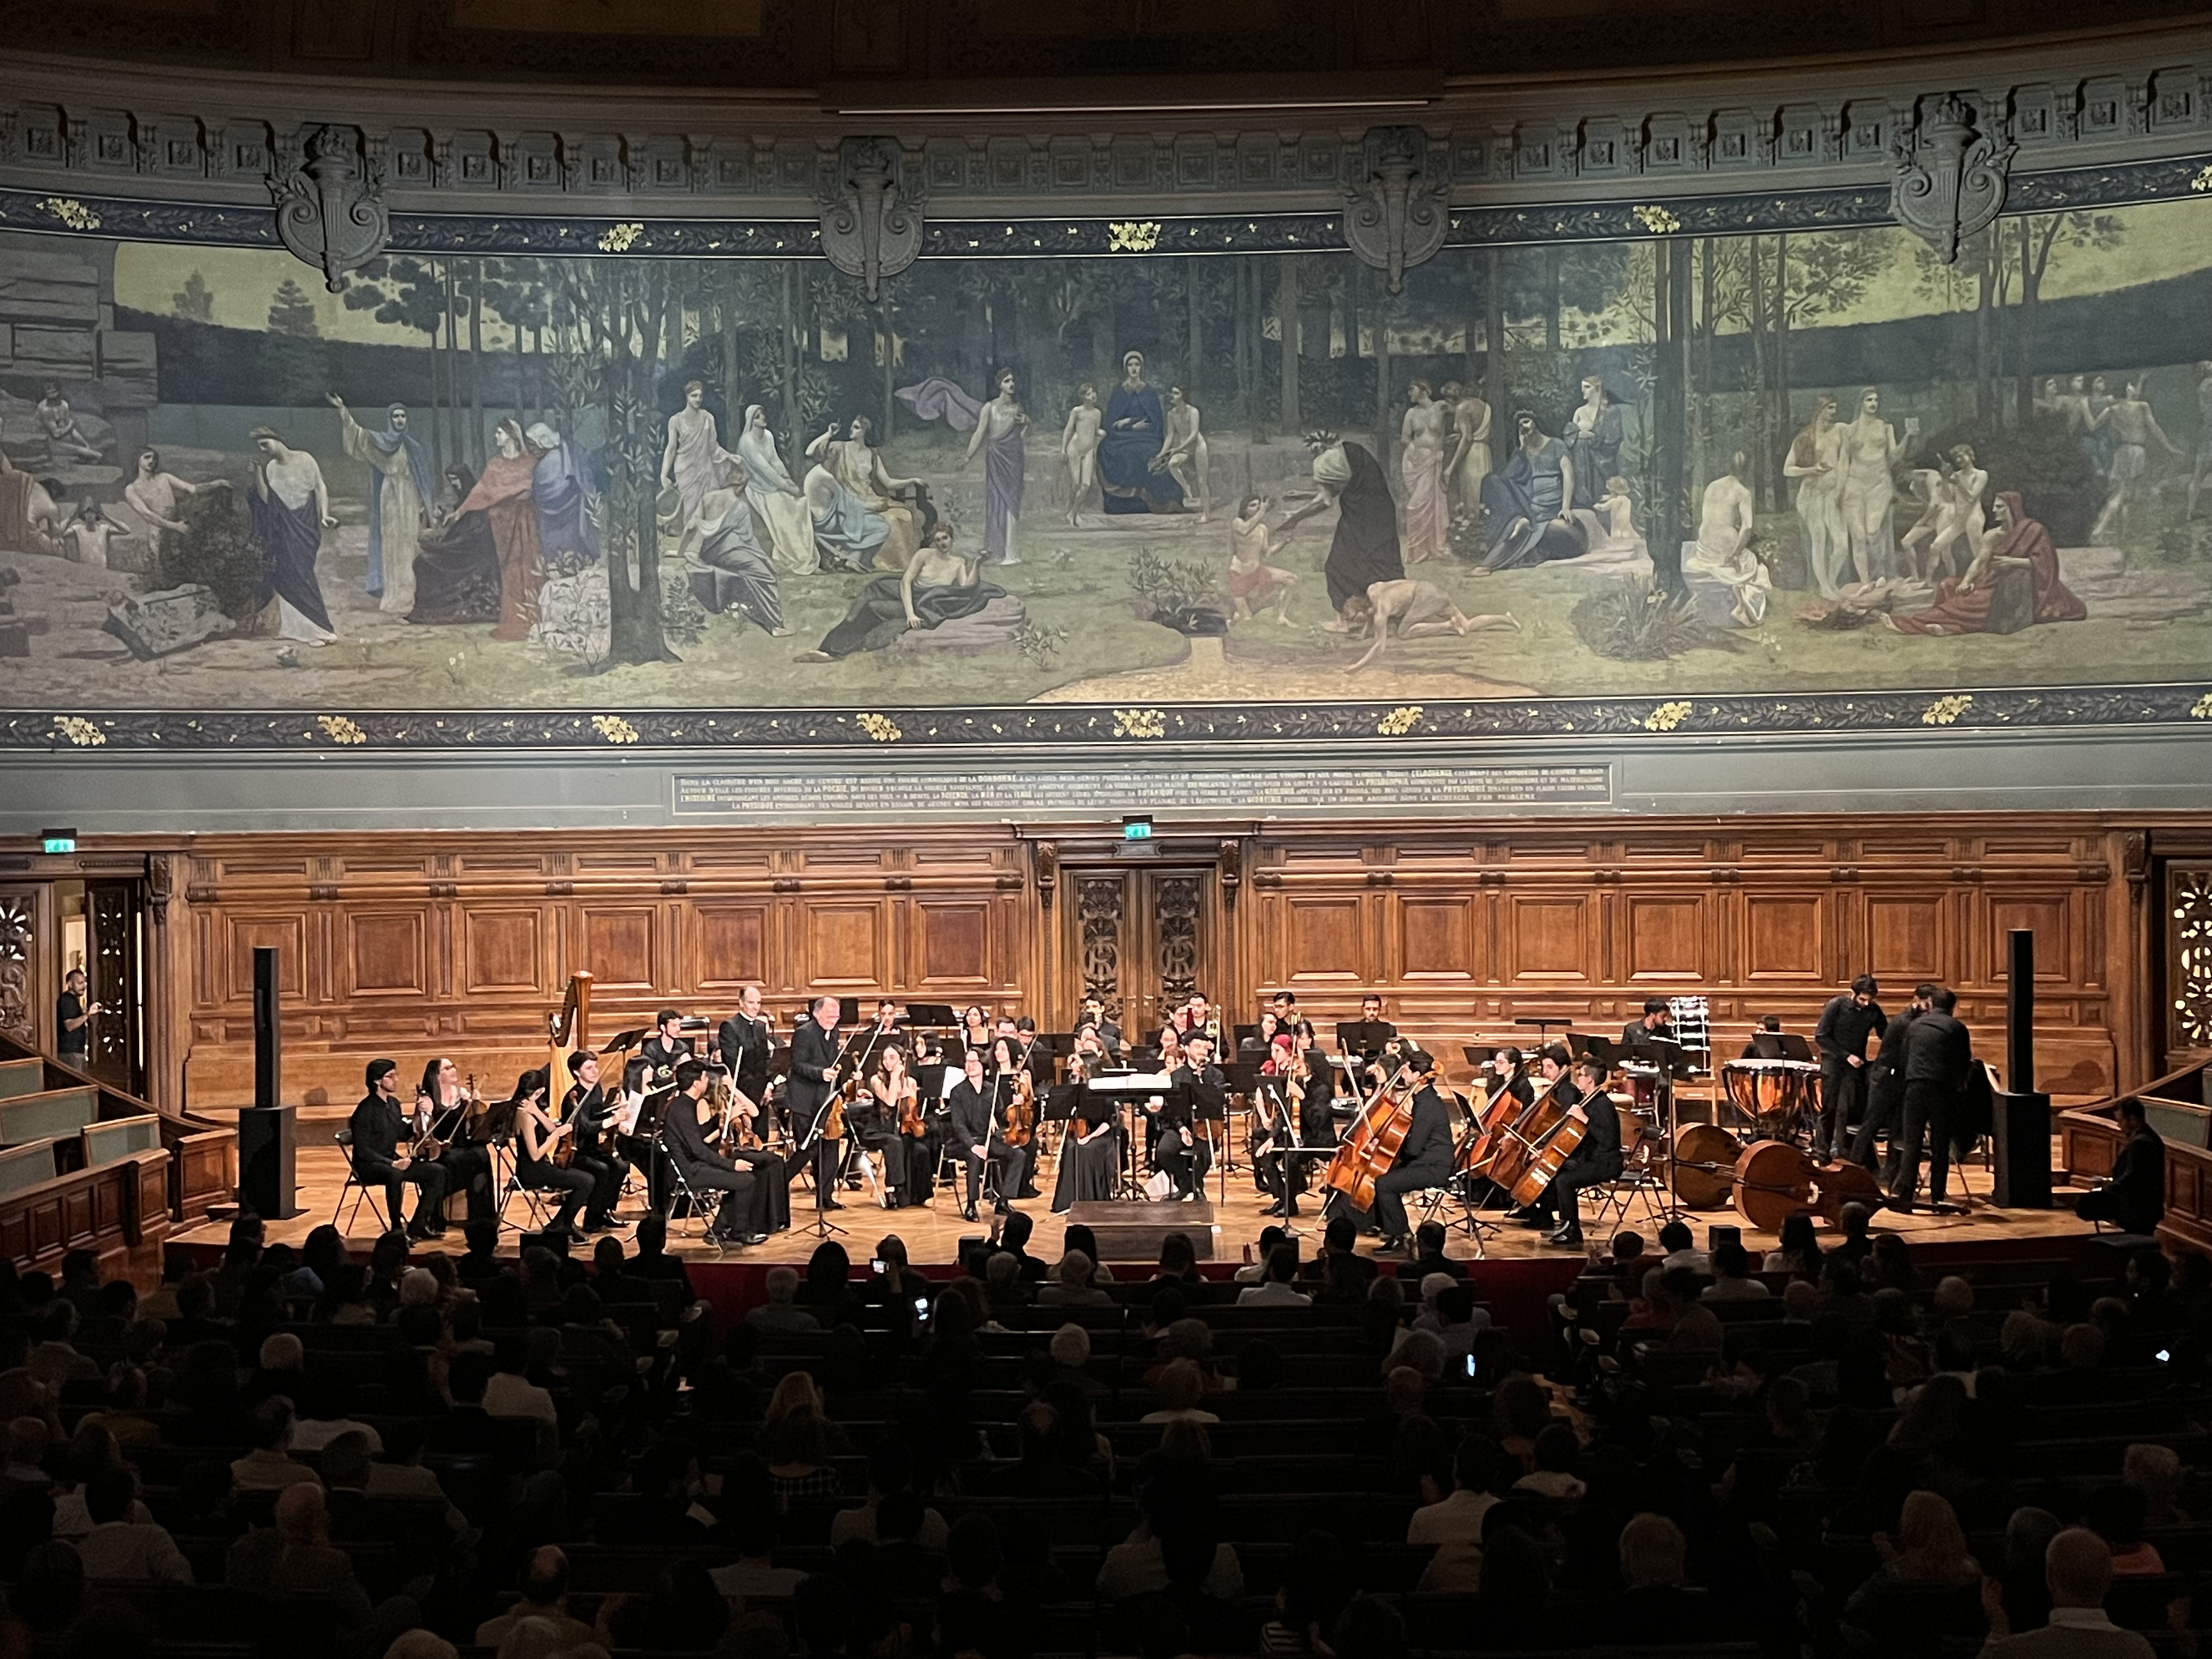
[{"left": 168, "top": 1131, "right": 2108, "bottom": 1347}]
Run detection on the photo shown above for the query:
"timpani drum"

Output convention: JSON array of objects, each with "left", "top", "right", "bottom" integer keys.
[
  {"left": 1621, "top": 1062, "right": 1662, "bottom": 1114},
  {"left": 1721, "top": 1060, "right": 1822, "bottom": 1142}
]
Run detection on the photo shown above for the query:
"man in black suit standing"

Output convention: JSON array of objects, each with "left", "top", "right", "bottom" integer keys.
[
  {"left": 1892, "top": 986, "right": 1973, "bottom": 1212},
  {"left": 1371, "top": 1050, "right": 1454, "bottom": 1253},
  {"left": 788, "top": 995, "right": 846, "bottom": 1209},
  {"left": 1852, "top": 983, "right": 1933, "bottom": 1180},
  {"left": 351, "top": 1059, "right": 450, "bottom": 1240},
  {"left": 2076, "top": 1096, "right": 2165, "bottom": 1237},
  {"left": 1153, "top": 1033, "right": 1222, "bottom": 1200},
  {"left": 1814, "top": 974, "right": 1887, "bottom": 1162},
  {"left": 947, "top": 1047, "right": 1015, "bottom": 1221},
  {"left": 717, "top": 985, "right": 773, "bottom": 1115},
  {"left": 1539, "top": 1058, "right": 1625, "bottom": 1248}
]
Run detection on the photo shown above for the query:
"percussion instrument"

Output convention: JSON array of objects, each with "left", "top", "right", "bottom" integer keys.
[
  {"left": 1670, "top": 1122, "right": 1744, "bottom": 1209},
  {"left": 1722, "top": 1059, "right": 1823, "bottom": 1138},
  {"left": 1621, "top": 1063, "right": 1663, "bottom": 1114}
]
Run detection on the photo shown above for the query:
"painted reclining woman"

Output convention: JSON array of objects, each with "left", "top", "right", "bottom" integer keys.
[
  {"left": 797, "top": 520, "right": 1006, "bottom": 662},
  {"left": 1888, "top": 491, "right": 2086, "bottom": 637}
]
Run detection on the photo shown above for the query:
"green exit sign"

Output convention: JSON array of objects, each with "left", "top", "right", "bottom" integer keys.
[
  {"left": 40, "top": 834, "right": 75, "bottom": 855},
  {"left": 1122, "top": 820, "right": 1153, "bottom": 840}
]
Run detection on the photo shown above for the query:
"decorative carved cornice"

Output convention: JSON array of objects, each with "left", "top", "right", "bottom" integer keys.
[
  {"left": 1890, "top": 92, "right": 2015, "bottom": 263},
  {"left": 0, "top": 30, "right": 2206, "bottom": 216},
  {"left": 268, "top": 123, "right": 388, "bottom": 291}
]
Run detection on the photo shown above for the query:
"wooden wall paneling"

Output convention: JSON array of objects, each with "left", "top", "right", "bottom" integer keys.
[
  {"left": 580, "top": 905, "right": 657, "bottom": 990},
  {"left": 1276, "top": 894, "right": 1368, "bottom": 985},
  {"left": 1865, "top": 890, "right": 1950, "bottom": 987},
  {"left": 1622, "top": 891, "right": 1707, "bottom": 984},
  {"left": 460, "top": 905, "right": 545, "bottom": 996},
  {"left": 342, "top": 910, "right": 428, "bottom": 1000},
  {"left": 912, "top": 899, "right": 992, "bottom": 989},
  {"left": 222, "top": 913, "right": 305, "bottom": 1002},
  {"left": 693, "top": 902, "right": 771, "bottom": 994},
  {"left": 1504, "top": 892, "right": 1596, "bottom": 983},
  {"left": 1391, "top": 894, "right": 1478, "bottom": 983},
  {"left": 1741, "top": 891, "right": 1829, "bottom": 985},
  {"left": 803, "top": 900, "right": 889, "bottom": 991}
]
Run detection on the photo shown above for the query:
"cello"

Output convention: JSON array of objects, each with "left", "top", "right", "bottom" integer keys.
[
  {"left": 1475, "top": 1075, "right": 1588, "bottom": 1209},
  {"left": 1322, "top": 1059, "right": 1421, "bottom": 1214}
]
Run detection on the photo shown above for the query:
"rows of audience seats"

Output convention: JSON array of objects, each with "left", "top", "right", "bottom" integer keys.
[{"left": 0, "top": 1204, "right": 2199, "bottom": 1659}]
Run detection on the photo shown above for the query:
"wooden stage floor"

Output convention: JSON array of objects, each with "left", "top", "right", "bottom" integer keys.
[{"left": 174, "top": 1126, "right": 2101, "bottom": 1269}]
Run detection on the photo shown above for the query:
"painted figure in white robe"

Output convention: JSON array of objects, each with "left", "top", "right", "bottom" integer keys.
[
  {"left": 737, "top": 405, "right": 819, "bottom": 577},
  {"left": 329, "top": 394, "right": 430, "bottom": 614},
  {"left": 1784, "top": 395, "right": 1848, "bottom": 599},
  {"left": 1398, "top": 380, "right": 1452, "bottom": 563}
]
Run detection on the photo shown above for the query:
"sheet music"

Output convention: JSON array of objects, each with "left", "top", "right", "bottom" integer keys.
[{"left": 1084, "top": 1070, "right": 1175, "bottom": 1093}]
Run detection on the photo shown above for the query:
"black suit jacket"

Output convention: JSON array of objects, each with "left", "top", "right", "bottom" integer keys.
[
  {"left": 719, "top": 1013, "right": 772, "bottom": 1100},
  {"left": 562, "top": 1082, "right": 610, "bottom": 1144},
  {"left": 1815, "top": 994, "right": 1887, "bottom": 1065},
  {"left": 349, "top": 1092, "right": 409, "bottom": 1169},
  {"left": 661, "top": 1092, "right": 722, "bottom": 1168},
  {"left": 1621, "top": 1019, "right": 1673, "bottom": 1049},
  {"left": 1393, "top": 1084, "right": 1454, "bottom": 1175},
  {"left": 947, "top": 1079, "right": 994, "bottom": 1149},
  {"left": 1902, "top": 1011, "right": 1973, "bottom": 1088},
  {"left": 1576, "top": 1089, "right": 1622, "bottom": 1163},
  {"left": 789, "top": 1021, "right": 841, "bottom": 1110},
  {"left": 1870, "top": 1008, "right": 1920, "bottom": 1088}
]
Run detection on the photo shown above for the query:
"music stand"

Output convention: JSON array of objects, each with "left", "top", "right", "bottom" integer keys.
[
  {"left": 1616, "top": 1032, "right": 1700, "bottom": 1224},
  {"left": 1779, "top": 1033, "right": 1814, "bottom": 1062},
  {"left": 905, "top": 1003, "right": 958, "bottom": 1029},
  {"left": 1335, "top": 1020, "right": 1393, "bottom": 1060},
  {"left": 1514, "top": 1015, "right": 1570, "bottom": 1042}
]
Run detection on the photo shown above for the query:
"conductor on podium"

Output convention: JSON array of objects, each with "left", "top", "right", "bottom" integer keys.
[{"left": 1373, "top": 1051, "right": 1453, "bottom": 1254}]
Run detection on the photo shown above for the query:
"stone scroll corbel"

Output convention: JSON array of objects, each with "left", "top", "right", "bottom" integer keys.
[
  {"left": 819, "top": 137, "right": 924, "bottom": 301},
  {"left": 1890, "top": 94, "right": 2015, "bottom": 264},
  {"left": 269, "top": 125, "right": 390, "bottom": 294},
  {"left": 1341, "top": 125, "right": 1449, "bottom": 295}
]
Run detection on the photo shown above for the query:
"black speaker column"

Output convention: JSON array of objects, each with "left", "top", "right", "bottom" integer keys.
[
  {"left": 236, "top": 946, "right": 303, "bottom": 1219},
  {"left": 1991, "top": 928, "right": 2052, "bottom": 1209}
]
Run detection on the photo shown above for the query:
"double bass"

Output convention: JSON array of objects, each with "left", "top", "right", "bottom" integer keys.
[{"left": 1322, "top": 1059, "right": 1422, "bottom": 1214}]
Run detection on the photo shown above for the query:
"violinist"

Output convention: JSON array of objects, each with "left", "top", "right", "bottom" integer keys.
[
  {"left": 560, "top": 1051, "right": 627, "bottom": 1233},
  {"left": 351, "top": 1059, "right": 450, "bottom": 1240},
  {"left": 511, "top": 1067, "right": 596, "bottom": 1240},
  {"left": 662, "top": 1059, "right": 773, "bottom": 1246},
  {"left": 1526, "top": 1057, "right": 1623, "bottom": 1249},
  {"left": 789, "top": 996, "right": 846, "bottom": 1209},
  {"left": 949, "top": 1047, "right": 1015, "bottom": 1221},
  {"left": 854, "top": 1044, "right": 920, "bottom": 1210},
  {"left": 1051, "top": 1050, "right": 1120, "bottom": 1212},
  {"left": 960, "top": 1005, "right": 994, "bottom": 1053},
  {"left": 987, "top": 1035, "right": 1041, "bottom": 1200},
  {"left": 716, "top": 984, "right": 773, "bottom": 1117},
  {"left": 414, "top": 1057, "right": 495, "bottom": 1222},
  {"left": 1254, "top": 1031, "right": 1305, "bottom": 1218},
  {"left": 1293, "top": 1020, "right": 1338, "bottom": 1152},
  {"left": 1372, "top": 1050, "right": 1454, "bottom": 1254},
  {"left": 1154, "top": 1032, "right": 1222, "bottom": 1201}
]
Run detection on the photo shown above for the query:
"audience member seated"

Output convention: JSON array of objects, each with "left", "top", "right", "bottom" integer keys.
[
  {"left": 748, "top": 1266, "right": 822, "bottom": 1334},
  {"left": 1236, "top": 1245, "right": 1312, "bottom": 1307},
  {"left": 74, "top": 1466, "right": 191, "bottom": 1583},
  {"left": 1037, "top": 1249, "right": 1113, "bottom": 1307},
  {"left": 229, "top": 1396, "right": 321, "bottom": 1493},
  {"left": 1979, "top": 1527, "right": 2159, "bottom": 1659},
  {"left": 1706, "top": 1239, "right": 1774, "bottom": 1300},
  {"left": 1408, "top": 1433, "right": 1501, "bottom": 1590}
]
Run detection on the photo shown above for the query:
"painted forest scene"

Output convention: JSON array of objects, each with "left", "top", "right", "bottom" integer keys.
[{"left": 0, "top": 198, "right": 2209, "bottom": 713}]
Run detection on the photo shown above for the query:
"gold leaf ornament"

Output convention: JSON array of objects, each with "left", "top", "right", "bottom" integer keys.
[
  {"left": 39, "top": 198, "right": 101, "bottom": 231},
  {"left": 1631, "top": 205, "right": 1682, "bottom": 235},
  {"left": 855, "top": 713, "right": 903, "bottom": 742},
  {"left": 597, "top": 222, "right": 645, "bottom": 253},
  {"left": 52, "top": 716, "right": 105, "bottom": 747},
  {"left": 1376, "top": 705, "right": 1423, "bottom": 737},
  {"left": 591, "top": 714, "right": 640, "bottom": 744},
  {"left": 1921, "top": 694, "right": 1974, "bottom": 726},
  {"left": 1643, "top": 701, "right": 1692, "bottom": 732},
  {"left": 316, "top": 715, "right": 367, "bottom": 746},
  {"left": 1112, "top": 707, "right": 1167, "bottom": 740},
  {"left": 2191, "top": 692, "right": 2212, "bottom": 719},
  {"left": 2193, "top": 166, "right": 2212, "bottom": 193},
  {"left": 1108, "top": 221, "right": 1163, "bottom": 253}
]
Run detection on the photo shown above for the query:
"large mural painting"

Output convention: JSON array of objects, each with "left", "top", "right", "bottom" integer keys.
[{"left": 1, "top": 195, "right": 2209, "bottom": 732}]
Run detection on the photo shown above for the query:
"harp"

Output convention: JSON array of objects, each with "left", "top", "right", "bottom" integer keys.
[{"left": 549, "top": 971, "right": 592, "bottom": 1111}]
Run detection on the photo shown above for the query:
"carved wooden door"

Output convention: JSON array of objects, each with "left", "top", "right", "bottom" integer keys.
[
  {"left": 1067, "top": 865, "right": 1219, "bottom": 1042},
  {"left": 2166, "top": 861, "right": 2212, "bottom": 1065},
  {"left": 0, "top": 885, "right": 46, "bottom": 1054},
  {"left": 83, "top": 880, "right": 145, "bottom": 1096}
]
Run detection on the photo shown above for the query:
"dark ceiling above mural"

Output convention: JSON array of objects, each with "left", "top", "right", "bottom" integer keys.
[{"left": 0, "top": 0, "right": 2201, "bottom": 86}]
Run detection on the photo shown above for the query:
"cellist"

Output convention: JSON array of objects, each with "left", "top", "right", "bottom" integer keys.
[
  {"left": 1519, "top": 1056, "right": 1623, "bottom": 1249},
  {"left": 1373, "top": 1049, "right": 1455, "bottom": 1255}
]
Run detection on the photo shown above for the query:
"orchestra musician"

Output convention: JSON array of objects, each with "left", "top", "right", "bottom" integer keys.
[
  {"left": 1170, "top": 991, "right": 1223, "bottom": 1056},
  {"left": 560, "top": 1051, "right": 627, "bottom": 1232},
  {"left": 788, "top": 996, "right": 847, "bottom": 1209},
  {"left": 1051, "top": 1050, "right": 1120, "bottom": 1211},
  {"left": 1008, "top": 1019, "right": 1047, "bottom": 1197},
  {"left": 1484, "top": 1046, "right": 1535, "bottom": 1109},
  {"left": 1254, "top": 1030, "right": 1312, "bottom": 1218},
  {"left": 960, "top": 1005, "right": 994, "bottom": 1053},
  {"left": 662, "top": 1059, "right": 774, "bottom": 1246},
  {"left": 1522, "top": 1057, "right": 1622, "bottom": 1249},
  {"left": 853, "top": 1043, "right": 921, "bottom": 1209},
  {"left": 1852, "top": 983, "right": 1934, "bottom": 1180},
  {"left": 1370, "top": 1049, "right": 1453, "bottom": 1254},
  {"left": 716, "top": 985, "right": 774, "bottom": 1118},
  {"left": 414, "top": 1057, "right": 495, "bottom": 1222},
  {"left": 1622, "top": 998, "right": 1675, "bottom": 1049},
  {"left": 1740, "top": 1015, "right": 1787, "bottom": 1058},
  {"left": 1814, "top": 974, "right": 1886, "bottom": 1163},
  {"left": 985, "top": 1035, "right": 1041, "bottom": 1199},
  {"left": 1348, "top": 993, "right": 1397, "bottom": 1060},
  {"left": 639, "top": 1007, "right": 697, "bottom": 1085},
  {"left": 1153, "top": 1031, "right": 1222, "bottom": 1200},
  {"left": 866, "top": 998, "right": 903, "bottom": 1040},
  {"left": 949, "top": 1047, "right": 1017, "bottom": 1221},
  {"left": 350, "top": 1059, "right": 450, "bottom": 1239},
  {"left": 511, "top": 1067, "right": 601, "bottom": 1239},
  {"left": 1077, "top": 995, "right": 1123, "bottom": 1063}
]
